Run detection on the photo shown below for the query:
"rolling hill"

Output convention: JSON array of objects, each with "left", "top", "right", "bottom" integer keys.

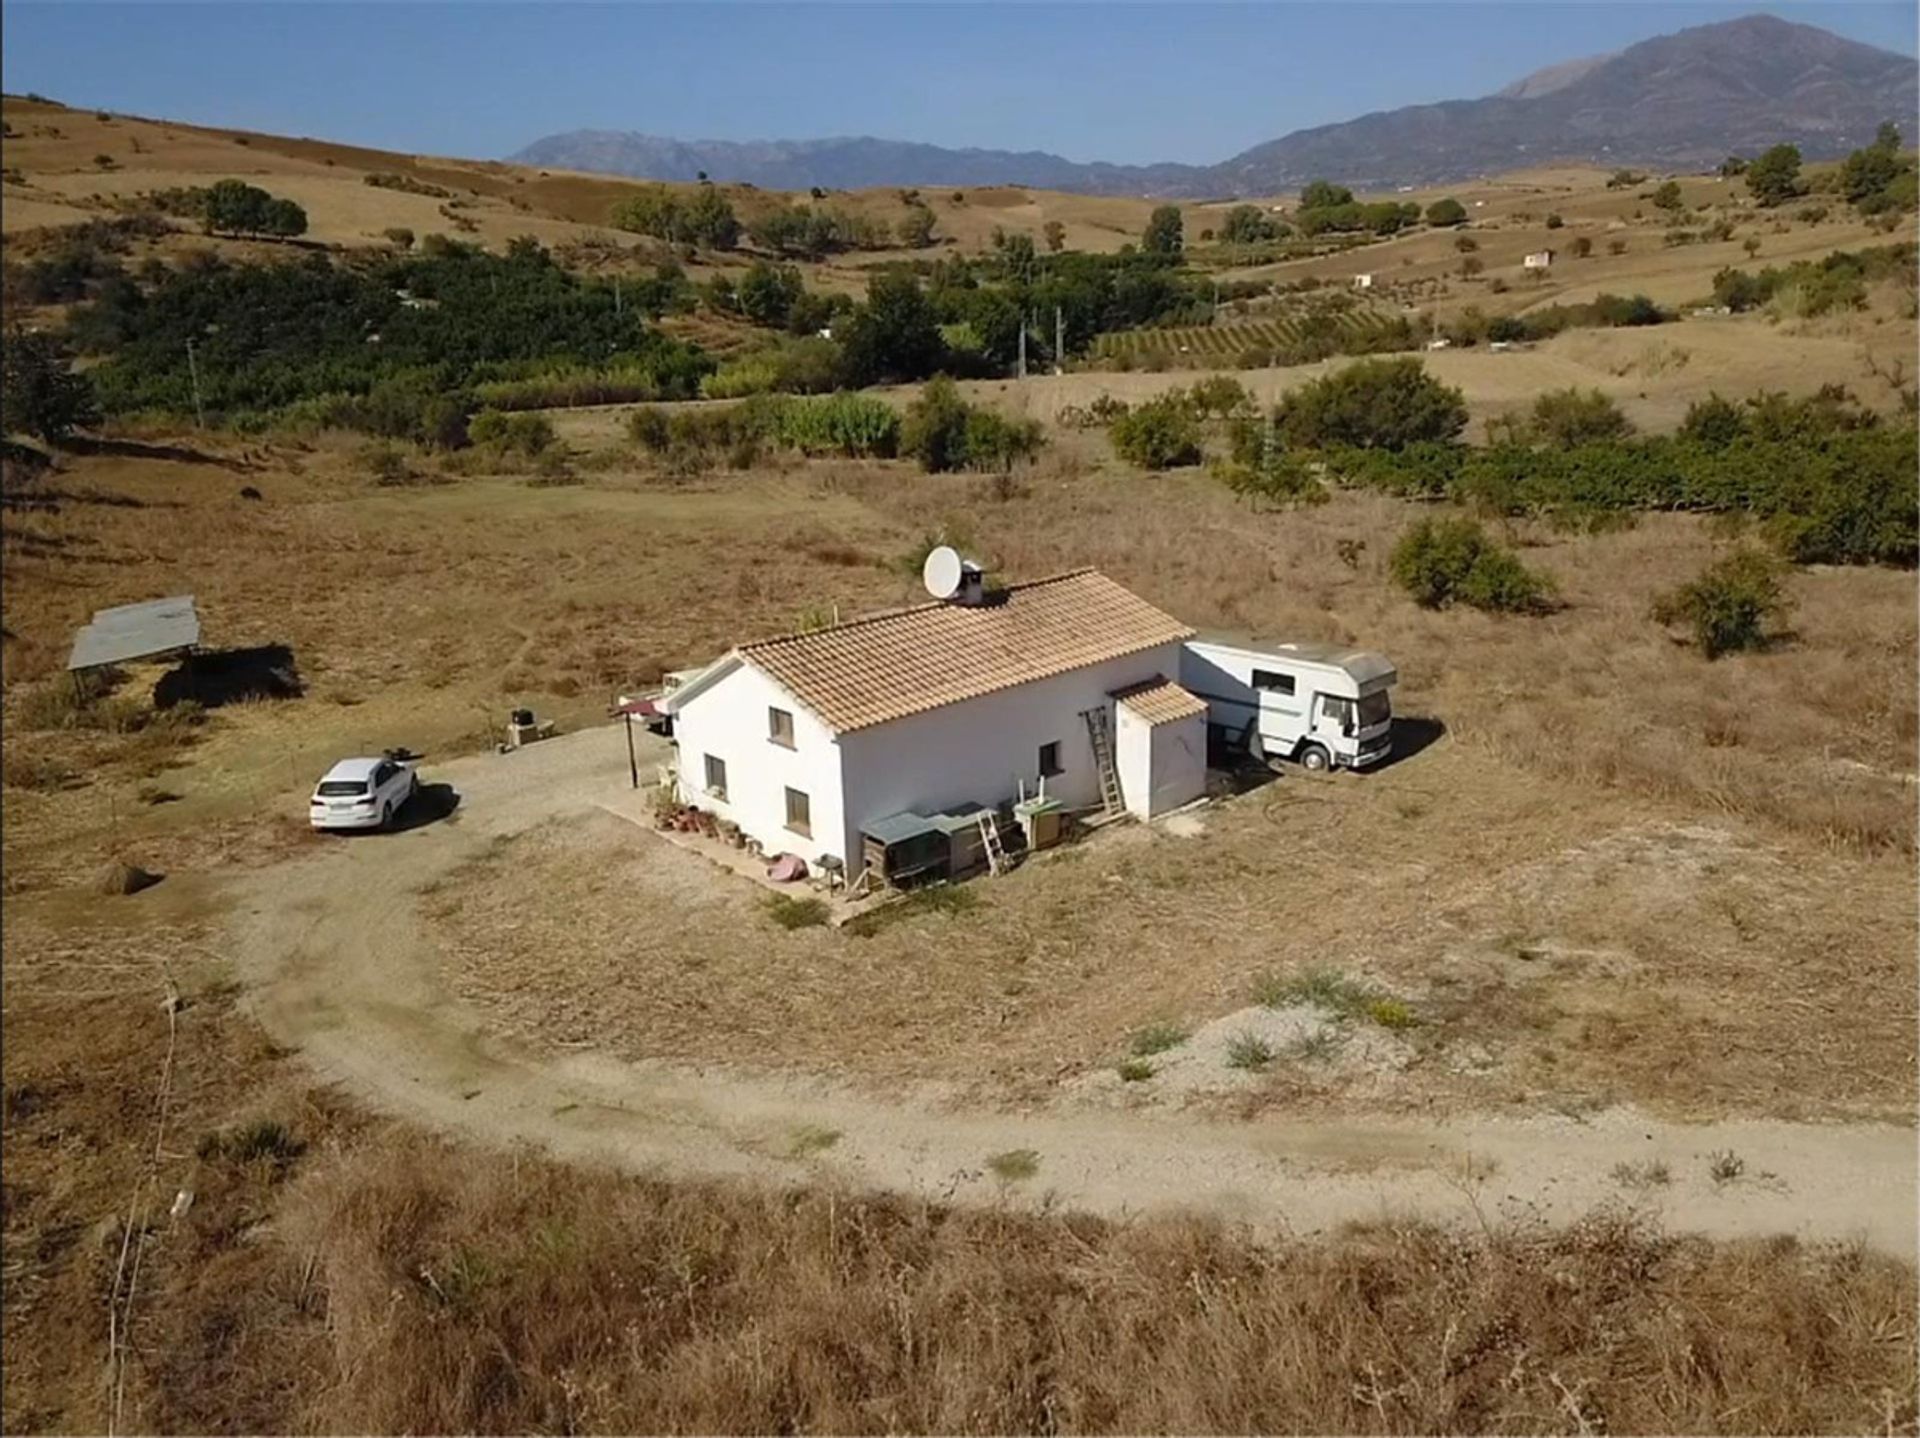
[{"left": 514, "top": 13, "right": 1917, "bottom": 195}]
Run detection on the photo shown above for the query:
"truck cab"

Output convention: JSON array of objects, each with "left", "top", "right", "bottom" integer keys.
[{"left": 1179, "top": 638, "right": 1397, "bottom": 772}]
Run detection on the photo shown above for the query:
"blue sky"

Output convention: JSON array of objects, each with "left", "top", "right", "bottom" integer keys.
[{"left": 2, "top": 3, "right": 1914, "bottom": 164}]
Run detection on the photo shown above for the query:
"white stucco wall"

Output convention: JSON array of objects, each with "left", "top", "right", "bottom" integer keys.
[
  {"left": 1115, "top": 706, "right": 1206, "bottom": 819},
  {"left": 671, "top": 661, "right": 848, "bottom": 869},
  {"left": 834, "top": 642, "right": 1185, "bottom": 868},
  {"left": 1114, "top": 704, "right": 1155, "bottom": 820},
  {"left": 1146, "top": 713, "right": 1207, "bottom": 817}
]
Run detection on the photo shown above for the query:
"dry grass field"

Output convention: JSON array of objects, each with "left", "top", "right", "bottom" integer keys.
[{"left": 6, "top": 921, "right": 1911, "bottom": 1435}]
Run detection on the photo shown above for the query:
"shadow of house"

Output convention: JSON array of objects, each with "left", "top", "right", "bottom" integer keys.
[{"left": 154, "top": 644, "right": 303, "bottom": 710}]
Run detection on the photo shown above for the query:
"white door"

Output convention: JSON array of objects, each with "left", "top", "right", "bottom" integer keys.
[{"left": 1312, "top": 693, "right": 1356, "bottom": 750}]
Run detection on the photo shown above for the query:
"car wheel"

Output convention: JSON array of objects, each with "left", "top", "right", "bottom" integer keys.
[
  {"left": 1298, "top": 743, "right": 1332, "bottom": 773},
  {"left": 381, "top": 801, "right": 394, "bottom": 830}
]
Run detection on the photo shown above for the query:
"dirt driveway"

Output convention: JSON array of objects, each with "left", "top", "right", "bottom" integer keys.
[{"left": 226, "top": 726, "right": 1919, "bottom": 1258}]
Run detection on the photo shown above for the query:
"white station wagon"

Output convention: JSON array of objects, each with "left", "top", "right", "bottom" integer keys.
[{"left": 309, "top": 754, "right": 418, "bottom": 832}]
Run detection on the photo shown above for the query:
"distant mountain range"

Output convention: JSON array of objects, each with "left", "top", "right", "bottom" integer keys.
[{"left": 513, "top": 14, "right": 1917, "bottom": 197}]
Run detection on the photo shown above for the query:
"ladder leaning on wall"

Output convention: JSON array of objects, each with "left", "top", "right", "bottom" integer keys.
[
  {"left": 1079, "top": 706, "right": 1124, "bottom": 817},
  {"left": 976, "top": 811, "right": 1008, "bottom": 876}
]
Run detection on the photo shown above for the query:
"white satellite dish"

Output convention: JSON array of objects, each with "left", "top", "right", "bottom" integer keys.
[{"left": 922, "top": 545, "right": 963, "bottom": 600}]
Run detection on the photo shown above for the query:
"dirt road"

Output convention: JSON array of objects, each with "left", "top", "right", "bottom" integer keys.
[{"left": 227, "top": 727, "right": 1918, "bottom": 1257}]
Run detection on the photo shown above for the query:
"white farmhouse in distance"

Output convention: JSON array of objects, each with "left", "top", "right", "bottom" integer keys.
[
  {"left": 1352, "top": 272, "right": 1375, "bottom": 290},
  {"left": 664, "top": 569, "right": 1207, "bottom": 881},
  {"left": 1523, "top": 248, "right": 1555, "bottom": 269}
]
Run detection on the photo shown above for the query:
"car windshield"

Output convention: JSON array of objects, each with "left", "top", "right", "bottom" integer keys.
[
  {"left": 1358, "top": 691, "right": 1392, "bottom": 728},
  {"left": 316, "top": 780, "right": 369, "bottom": 797}
]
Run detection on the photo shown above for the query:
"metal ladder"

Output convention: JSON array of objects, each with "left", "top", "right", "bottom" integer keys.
[
  {"left": 1080, "top": 706, "right": 1124, "bottom": 816},
  {"left": 976, "top": 811, "right": 1008, "bottom": 876}
]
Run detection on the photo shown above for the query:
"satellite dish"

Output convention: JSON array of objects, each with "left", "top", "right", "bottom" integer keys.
[{"left": 922, "top": 545, "right": 963, "bottom": 600}]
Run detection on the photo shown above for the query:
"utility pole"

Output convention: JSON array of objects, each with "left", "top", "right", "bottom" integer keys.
[
  {"left": 185, "top": 338, "right": 205, "bottom": 429},
  {"left": 614, "top": 275, "right": 622, "bottom": 316},
  {"left": 1017, "top": 320, "right": 1027, "bottom": 380},
  {"left": 1054, "top": 306, "right": 1065, "bottom": 374}
]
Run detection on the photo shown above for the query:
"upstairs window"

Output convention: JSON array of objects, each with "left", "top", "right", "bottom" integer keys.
[{"left": 768, "top": 707, "right": 795, "bottom": 748}]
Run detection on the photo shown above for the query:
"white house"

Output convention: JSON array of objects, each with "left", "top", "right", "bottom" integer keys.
[
  {"left": 1352, "top": 272, "right": 1375, "bottom": 290},
  {"left": 663, "top": 569, "right": 1208, "bottom": 877},
  {"left": 1523, "top": 248, "right": 1555, "bottom": 269}
]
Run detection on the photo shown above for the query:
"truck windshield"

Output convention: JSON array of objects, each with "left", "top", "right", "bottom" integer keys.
[{"left": 1358, "top": 691, "right": 1392, "bottom": 728}]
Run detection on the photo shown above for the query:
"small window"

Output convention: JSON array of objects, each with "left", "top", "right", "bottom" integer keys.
[
  {"left": 768, "top": 707, "right": 795, "bottom": 748},
  {"left": 1038, "top": 741, "right": 1063, "bottom": 778},
  {"left": 1252, "top": 668, "right": 1296, "bottom": 697},
  {"left": 704, "top": 754, "right": 728, "bottom": 800},
  {"left": 784, "top": 786, "right": 811, "bottom": 837}
]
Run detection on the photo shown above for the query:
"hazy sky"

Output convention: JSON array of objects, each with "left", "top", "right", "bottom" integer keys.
[{"left": 3, "top": 3, "right": 1914, "bottom": 164}]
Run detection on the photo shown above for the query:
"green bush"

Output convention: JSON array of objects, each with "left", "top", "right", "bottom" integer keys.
[
  {"left": 1651, "top": 549, "right": 1793, "bottom": 658},
  {"left": 765, "top": 895, "right": 830, "bottom": 930},
  {"left": 1109, "top": 394, "right": 1202, "bottom": 470},
  {"left": 901, "top": 376, "right": 1040, "bottom": 473},
  {"left": 1528, "top": 388, "right": 1634, "bottom": 448},
  {"left": 469, "top": 409, "right": 555, "bottom": 456},
  {"left": 1390, "top": 517, "right": 1554, "bottom": 614},
  {"left": 1276, "top": 357, "right": 1467, "bottom": 451},
  {"left": 627, "top": 406, "right": 670, "bottom": 452}
]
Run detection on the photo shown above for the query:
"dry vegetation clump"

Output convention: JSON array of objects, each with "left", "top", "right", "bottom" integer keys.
[{"left": 251, "top": 1137, "right": 1913, "bottom": 1434}]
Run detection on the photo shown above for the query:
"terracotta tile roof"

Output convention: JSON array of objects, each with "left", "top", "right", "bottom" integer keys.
[
  {"left": 742, "top": 570, "right": 1192, "bottom": 733},
  {"left": 1111, "top": 676, "right": 1208, "bottom": 726}
]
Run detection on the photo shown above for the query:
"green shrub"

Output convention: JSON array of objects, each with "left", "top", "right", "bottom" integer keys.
[
  {"left": 901, "top": 376, "right": 970, "bottom": 472},
  {"left": 1109, "top": 394, "right": 1202, "bottom": 470},
  {"left": 765, "top": 895, "right": 830, "bottom": 929},
  {"left": 627, "top": 406, "right": 670, "bottom": 451},
  {"left": 1276, "top": 357, "right": 1467, "bottom": 451},
  {"left": 469, "top": 409, "right": 555, "bottom": 456},
  {"left": 1224, "top": 1033, "right": 1275, "bottom": 1071},
  {"left": 1651, "top": 549, "right": 1793, "bottom": 658},
  {"left": 359, "top": 442, "right": 412, "bottom": 485},
  {"left": 1390, "top": 517, "right": 1554, "bottom": 614},
  {"left": 1128, "top": 1022, "right": 1187, "bottom": 1057},
  {"left": 901, "top": 377, "right": 1040, "bottom": 473},
  {"left": 1528, "top": 388, "right": 1634, "bottom": 448}
]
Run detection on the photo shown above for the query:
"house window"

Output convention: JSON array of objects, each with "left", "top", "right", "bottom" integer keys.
[
  {"left": 1252, "top": 668, "right": 1296, "bottom": 696},
  {"left": 768, "top": 706, "right": 795, "bottom": 748},
  {"left": 784, "top": 786, "right": 811, "bottom": 837},
  {"left": 704, "top": 754, "right": 728, "bottom": 800},
  {"left": 1038, "top": 741, "right": 1063, "bottom": 778}
]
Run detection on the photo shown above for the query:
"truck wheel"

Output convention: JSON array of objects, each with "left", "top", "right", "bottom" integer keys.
[{"left": 1298, "top": 743, "right": 1332, "bottom": 773}]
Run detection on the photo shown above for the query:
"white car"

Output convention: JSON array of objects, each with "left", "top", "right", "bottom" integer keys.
[{"left": 309, "top": 755, "right": 418, "bottom": 832}]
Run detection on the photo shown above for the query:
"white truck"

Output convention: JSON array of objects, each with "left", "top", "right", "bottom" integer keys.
[{"left": 1179, "top": 638, "right": 1397, "bottom": 772}]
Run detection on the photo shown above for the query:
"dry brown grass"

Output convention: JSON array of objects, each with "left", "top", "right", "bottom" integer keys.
[
  {"left": 9, "top": 886, "right": 1911, "bottom": 1436},
  {"left": 262, "top": 1137, "right": 1915, "bottom": 1436}
]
